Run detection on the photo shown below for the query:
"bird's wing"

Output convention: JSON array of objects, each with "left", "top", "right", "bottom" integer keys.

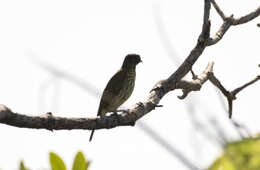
[{"left": 97, "top": 69, "right": 127, "bottom": 115}]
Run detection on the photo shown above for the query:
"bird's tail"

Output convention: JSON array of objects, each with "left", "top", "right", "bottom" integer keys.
[
  {"left": 90, "top": 108, "right": 103, "bottom": 142},
  {"left": 89, "top": 130, "right": 95, "bottom": 142}
]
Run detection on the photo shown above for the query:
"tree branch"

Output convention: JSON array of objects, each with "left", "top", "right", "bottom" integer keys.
[
  {"left": 231, "top": 6, "right": 260, "bottom": 25},
  {"left": 0, "top": 0, "right": 211, "bottom": 131},
  {"left": 210, "top": 0, "right": 226, "bottom": 20},
  {"left": 176, "top": 62, "right": 214, "bottom": 99},
  {"left": 172, "top": 63, "right": 259, "bottom": 119},
  {"left": 207, "top": 1, "right": 260, "bottom": 46},
  {"left": 0, "top": 0, "right": 258, "bottom": 130},
  {"left": 207, "top": 18, "right": 232, "bottom": 46},
  {"left": 208, "top": 68, "right": 260, "bottom": 118},
  {"left": 0, "top": 103, "right": 148, "bottom": 130}
]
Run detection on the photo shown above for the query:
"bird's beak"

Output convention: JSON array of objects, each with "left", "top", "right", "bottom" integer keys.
[{"left": 140, "top": 60, "right": 143, "bottom": 63}]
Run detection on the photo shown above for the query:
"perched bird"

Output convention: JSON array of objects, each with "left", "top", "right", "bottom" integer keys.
[{"left": 89, "top": 54, "right": 142, "bottom": 141}]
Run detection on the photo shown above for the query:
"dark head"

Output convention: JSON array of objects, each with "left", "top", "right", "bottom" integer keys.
[{"left": 122, "top": 54, "right": 142, "bottom": 69}]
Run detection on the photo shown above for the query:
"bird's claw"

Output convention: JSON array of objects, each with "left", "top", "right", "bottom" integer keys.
[{"left": 112, "top": 112, "right": 120, "bottom": 124}]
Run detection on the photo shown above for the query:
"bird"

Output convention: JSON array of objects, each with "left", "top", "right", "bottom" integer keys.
[{"left": 89, "top": 54, "right": 142, "bottom": 141}]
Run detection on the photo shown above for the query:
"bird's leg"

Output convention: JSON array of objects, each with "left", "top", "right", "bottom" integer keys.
[
  {"left": 129, "top": 120, "right": 136, "bottom": 126},
  {"left": 116, "top": 109, "right": 136, "bottom": 126}
]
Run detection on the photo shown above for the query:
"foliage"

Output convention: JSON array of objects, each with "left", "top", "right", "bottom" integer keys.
[
  {"left": 19, "top": 161, "right": 29, "bottom": 170},
  {"left": 49, "top": 152, "right": 66, "bottom": 170},
  {"left": 19, "top": 151, "right": 90, "bottom": 170},
  {"left": 209, "top": 136, "right": 260, "bottom": 170},
  {"left": 72, "top": 152, "right": 90, "bottom": 170}
]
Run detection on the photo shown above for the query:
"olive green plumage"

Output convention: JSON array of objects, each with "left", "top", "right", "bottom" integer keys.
[{"left": 89, "top": 54, "right": 142, "bottom": 141}]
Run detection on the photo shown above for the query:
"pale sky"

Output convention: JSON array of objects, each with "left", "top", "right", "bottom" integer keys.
[{"left": 0, "top": 0, "right": 259, "bottom": 170}]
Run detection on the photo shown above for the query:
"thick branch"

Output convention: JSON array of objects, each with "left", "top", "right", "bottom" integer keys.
[
  {"left": 0, "top": 103, "right": 158, "bottom": 130},
  {"left": 166, "top": 0, "right": 211, "bottom": 86}
]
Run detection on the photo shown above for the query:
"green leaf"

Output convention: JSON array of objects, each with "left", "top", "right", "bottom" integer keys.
[
  {"left": 19, "top": 161, "right": 29, "bottom": 170},
  {"left": 49, "top": 152, "right": 66, "bottom": 170},
  {"left": 209, "top": 155, "right": 236, "bottom": 170},
  {"left": 209, "top": 136, "right": 260, "bottom": 170},
  {"left": 72, "top": 151, "right": 90, "bottom": 170}
]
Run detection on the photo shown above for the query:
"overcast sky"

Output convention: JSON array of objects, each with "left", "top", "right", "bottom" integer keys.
[{"left": 0, "top": 0, "right": 259, "bottom": 169}]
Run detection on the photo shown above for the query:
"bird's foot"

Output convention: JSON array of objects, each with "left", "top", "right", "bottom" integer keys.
[
  {"left": 112, "top": 112, "right": 120, "bottom": 124},
  {"left": 129, "top": 121, "right": 136, "bottom": 126},
  {"left": 116, "top": 110, "right": 136, "bottom": 126}
]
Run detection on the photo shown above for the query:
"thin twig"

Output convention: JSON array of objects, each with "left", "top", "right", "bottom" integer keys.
[
  {"left": 208, "top": 70, "right": 260, "bottom": 118},
  {"left": 207, "top": 3, "right": 260, "bottom": 46},
  {"left": 210, "top": 0, "right": 226, "bottom": 20},
  {"left": 232, "top": 76, "right": 260, "bottom": 96},
  {"left": 232, "top": 6, "right": 260, "bottom": 25}
]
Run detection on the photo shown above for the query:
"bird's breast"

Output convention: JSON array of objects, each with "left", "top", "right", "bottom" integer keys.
[
  {"left": 102, "top": 69, "right": 136, "bottom": 113},
  {"left": 115, "top": 69, "right": 136, "bottom": 106}
]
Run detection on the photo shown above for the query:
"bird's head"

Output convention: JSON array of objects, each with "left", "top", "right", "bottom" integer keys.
[{"left": 122, "top": 54, "right": 142, "bottom": 69}]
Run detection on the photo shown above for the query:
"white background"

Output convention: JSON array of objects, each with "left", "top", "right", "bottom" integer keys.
[{"left": 0, "top": 0, "right": 259, "bottom": 169}]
